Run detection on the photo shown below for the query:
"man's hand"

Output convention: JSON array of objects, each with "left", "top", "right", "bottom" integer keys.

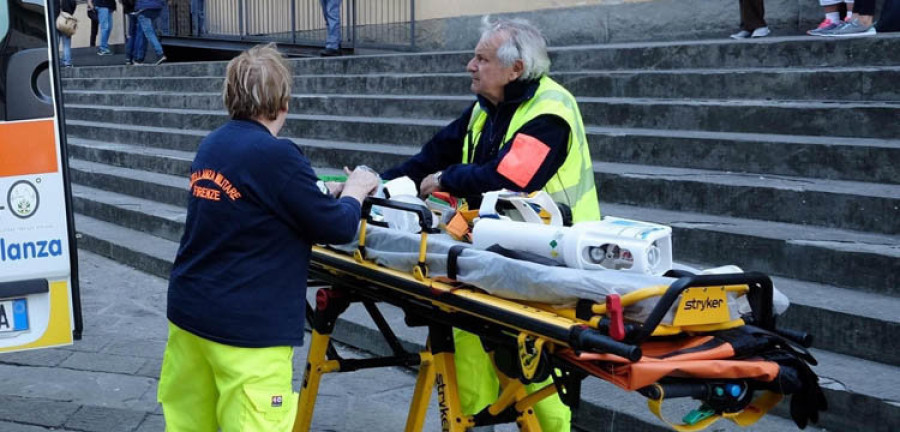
[
  {"left": 87, "top": 0, "right": 94, "bottom": 10},
  {"left": 340, "top": 166, "right": 379, "bottom": 204},
  {"left": 324, "top": 181, "right": 344, "bottom": 196},
  {"left": 419, "top": 172, "right": 442, "bottom": 199}
]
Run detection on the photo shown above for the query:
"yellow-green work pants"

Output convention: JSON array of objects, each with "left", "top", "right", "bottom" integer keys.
[
  {"left": 453, "top": 329, "right": 571, "bottom": 431},
  {"left": 157, "top": 322, "right": 298, "bottom": 432}
]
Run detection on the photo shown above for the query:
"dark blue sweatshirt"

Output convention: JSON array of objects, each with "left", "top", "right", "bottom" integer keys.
[
  {"left": 381, "top": 78, "right": 570, "bottom": 206},
  {"left": 168, "top": 119, "right": 362, "bottom": 348}
]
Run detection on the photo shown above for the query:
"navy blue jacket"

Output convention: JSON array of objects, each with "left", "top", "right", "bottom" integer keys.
[
  {"left": 168, "top": 119, "right": 362, "bottom": 348},
  {"left": 135, "top": 0, "right": 165, "bottom": 11},
  {"left": 382, "top": 79, "right": 570, "bottom": 206}
]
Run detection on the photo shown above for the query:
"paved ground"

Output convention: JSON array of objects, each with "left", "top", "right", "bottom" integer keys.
[{"left": 0, "top": 250, "right": 486, "bottom": 432}]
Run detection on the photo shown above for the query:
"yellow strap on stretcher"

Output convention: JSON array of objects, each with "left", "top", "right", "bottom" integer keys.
[{"left": 646, "top": 385, "right": 783, "bottom": 432}]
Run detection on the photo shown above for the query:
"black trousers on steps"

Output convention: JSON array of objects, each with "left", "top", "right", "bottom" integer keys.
[{"left": 739, "top": 0, "right": 767, "bottom": 31}]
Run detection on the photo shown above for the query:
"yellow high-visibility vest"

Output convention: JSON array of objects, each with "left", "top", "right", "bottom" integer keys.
[{"left": 462, "top": 76, "right": 601, "bottom": 222}]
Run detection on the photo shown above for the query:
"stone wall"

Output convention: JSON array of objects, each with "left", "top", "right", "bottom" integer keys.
[{"left": 413, "top": 0, "right": 842, "bottom": 50}]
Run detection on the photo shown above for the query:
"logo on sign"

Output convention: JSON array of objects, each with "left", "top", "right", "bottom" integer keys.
[
  {"left": 682, "top": 297, "right": 724, "bottom": 312},
  {"left": 0, "top": 237, "right": 63, "bottom": 261},
  {"left": 7, "top": 180, "right": 40, "bottom": 219}
]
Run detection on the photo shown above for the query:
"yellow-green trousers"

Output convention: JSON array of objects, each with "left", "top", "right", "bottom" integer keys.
[
  {"left": 453, "top": 329, "right": 571, "bottom": 431},
  {"left": 157, "top": 322, "right": 298, "bottom": 431}
]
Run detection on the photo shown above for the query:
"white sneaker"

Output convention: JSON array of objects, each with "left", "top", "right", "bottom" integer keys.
[
  {"left": 751, "top": 27, "right": 771, "bottom": 38},
  {"left": 730, "top": 30, "right": 751, "bottom": 39}
]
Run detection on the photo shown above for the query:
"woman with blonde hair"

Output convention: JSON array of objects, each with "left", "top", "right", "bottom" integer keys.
[{"left": 157, "top": 43, "right": 378, "bottom": 431}]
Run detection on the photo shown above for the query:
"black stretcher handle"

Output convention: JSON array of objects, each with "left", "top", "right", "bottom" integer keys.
[
  {"left": 776, "top": 328, "right": 814, "bottom": 348},
  {"left": 630, "top": 272, "right": 774, "bottom": 345},
  {"left": 570, "top": 325, "right": 642, "bottom": 362},
  {"left": 361, "top": 196, "right": 440, "bottom": 234}
]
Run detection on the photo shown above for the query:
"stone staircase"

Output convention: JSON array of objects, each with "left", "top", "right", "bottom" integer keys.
[{"left": 61, "top": 34, "right": 900, "bottom": 432}]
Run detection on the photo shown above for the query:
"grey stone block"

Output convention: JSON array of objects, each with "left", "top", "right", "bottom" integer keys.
[
  {"left": 58, "top": 335, "right": 110, "bottom": 354},
  {"left": 0, "top": 365, "right": 156, "bottom": 412},
  {"left": 101, "top": 340, "right": 167, "bottom": 360},
  {"left": 64, "top": 68, "right": 900, "bottom": 101},
  {"left": 135, "top": 358, "right": 162, "bottom": 380},
  {"left": 133, "top": 414, "right": 164, "bottom": 432},
  {"left": 69, "top": 159, "right": 188, "bottom": 208},
  {"left": 589, "top": 128, "right": 900, "bottom": 185},
  {"left": 72, "top": 187, "right": 186, "bottom": 243},
  {"left": 75, "top": 221, "right": 176, "bottom": 281},
  {"left": 595, "top": 163, "right": 900, "bottom": 234},
  {"left": 60, "top": 352, "right": 148, "bottom": 375},
  {"left": 0, "top": 395, "right": 80, "bottom": 427},
  {"left": 63, "top": 406, "right": 146, "bottom": 432},
  {"left": 0, "top": 421, "right": 64, "bottom": 431},
  {"left": 66, "top": 120, "right": 205, "bottom": 153},
  {"left": 0, "top": 349, "right": 73, "bottom": 368}
]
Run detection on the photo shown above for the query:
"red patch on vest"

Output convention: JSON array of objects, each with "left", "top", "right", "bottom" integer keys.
[{"left": 496, "top": 133, "right": 550, "bottom": 188}]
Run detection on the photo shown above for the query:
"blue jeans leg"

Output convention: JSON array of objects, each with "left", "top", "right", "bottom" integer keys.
[
  {"left": 138, "top": 9, "right": 165, "bottom": 57},
  {"left": 134, "top": 26, "right": 146, "bottom": 61},
  {"left": 126, "top": 14, "right": 146, "bottom": 61},
  {"left": 98, "top": 7, "right": 112, "bottom": 51},
  {"left": 319, "top": 0, "right": 341, "bottom": 49},
  {"left": 157, "top": 6, "right": 170, "bottom": 35},
  {"left": 60, "top": 35, "right": 72, "bottom": 65},
  {"left": 125, "top": 14, "right": 136, "bottom": 60},
  {"left": 191, "top": 0, "right": 205, "bottom": 35}
]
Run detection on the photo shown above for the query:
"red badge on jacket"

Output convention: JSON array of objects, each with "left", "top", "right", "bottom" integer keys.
[{"left": 496, "top": 133, "right": 551, "bottom": 188}]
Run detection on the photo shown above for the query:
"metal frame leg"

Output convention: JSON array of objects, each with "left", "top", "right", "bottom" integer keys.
[
  {"left": 429, "top": 325, "right": 472, "bottom": 432},
  {"left": 405, "top": 351, "right": 436, "bottom": 431},
  {"left": 293, "top": 287, "right": 351, "bottom": 432}
]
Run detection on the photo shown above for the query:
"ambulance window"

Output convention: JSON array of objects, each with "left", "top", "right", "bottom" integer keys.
[{"left": 0, "top": 0, "right": 8, "bottom": 45}]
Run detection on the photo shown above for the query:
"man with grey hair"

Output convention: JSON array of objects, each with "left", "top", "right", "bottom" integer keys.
[{"left": 383, "top": 16, "right": 599, "bottom": 432}]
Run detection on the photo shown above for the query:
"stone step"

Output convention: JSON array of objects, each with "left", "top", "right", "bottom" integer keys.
[
  {"left": 61, "top": 66, "right": 900, "bottom": 101},
  {"left": 65, "top": 107, "right": 446, "bottom": 148},
  {"left": 65, "top": 163, "right": 899, "bottom": 364},
  {"left": 67, "top": 134, "right": 414, "bottom": 178},
  {"left": 72, "top": 185, "right": 186, "bottom": 243},
  {"left": 68, "top": 137, "right": 194, "bottom": 177},
  {"left": 70, "top": 204, "right": 900, "bottom": 432},
  {"left": 69, "top": 159, "right": 188, "bottom": 208},
  {"left": 596, "top": 162, "right": 900, "bottom": 235},
  {"left": 67, "top": 131, "right": 900, "bottom": 234},
  {"left": 73, "top": 214, "right": 176, "bottom": 280},
  {"left": 604, "top": 202, "right": 899, "bottom": 297},
  {"left": 590, "top": 127, "right": 900, "bottom": 185},
  {"left": 63, "top": 91, "right": 900, "bottom": 140},
  {"left": 66, "top": 119, "right": 207, "bottom": 153},
  {"left": 66, "top": 115, "right": 900, "bottom": 185},
  {"left": 60, "top": 34, "right": 900, "bottom": 80}
]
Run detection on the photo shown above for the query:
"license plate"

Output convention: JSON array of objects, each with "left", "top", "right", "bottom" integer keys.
[
  {"left": 0, "top": 299, "right": 28, "bottom": 332},
  {"left": 673, "top": 287, "right": 730, "bottom": 326}
]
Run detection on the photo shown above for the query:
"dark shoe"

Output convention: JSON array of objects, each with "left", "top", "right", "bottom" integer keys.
[
  {"left": 319, "top": 48, "right": 341, "bottom": 57},
  {"left": 154, "top": 55, "right": 167, "bottom": 65}
]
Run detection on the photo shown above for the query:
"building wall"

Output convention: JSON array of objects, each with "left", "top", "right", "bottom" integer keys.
[
  {"left": 416, "top": 0, "right": 653, "bottom": 21},
  {"left": 412, "top": 0, "right": 830, "bottom": 51}
]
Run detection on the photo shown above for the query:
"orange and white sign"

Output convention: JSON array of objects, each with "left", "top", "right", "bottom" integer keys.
[{"left": 0, "top": 2, "right": 80, "bottom": 352}]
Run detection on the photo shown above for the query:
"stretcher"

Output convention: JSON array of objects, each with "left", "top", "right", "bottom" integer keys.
[{"left": 293, "top": 197, "right": 826, "bottom": 432}]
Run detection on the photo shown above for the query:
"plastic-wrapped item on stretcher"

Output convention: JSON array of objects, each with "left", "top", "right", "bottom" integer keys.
[{"left": 329, "top": 225, "right": 789, "bottom": 325}]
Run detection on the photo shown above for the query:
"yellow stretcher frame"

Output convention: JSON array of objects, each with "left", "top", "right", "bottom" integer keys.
[{"left": 292, "top": 197, "right": 789, "bottom": 431}]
